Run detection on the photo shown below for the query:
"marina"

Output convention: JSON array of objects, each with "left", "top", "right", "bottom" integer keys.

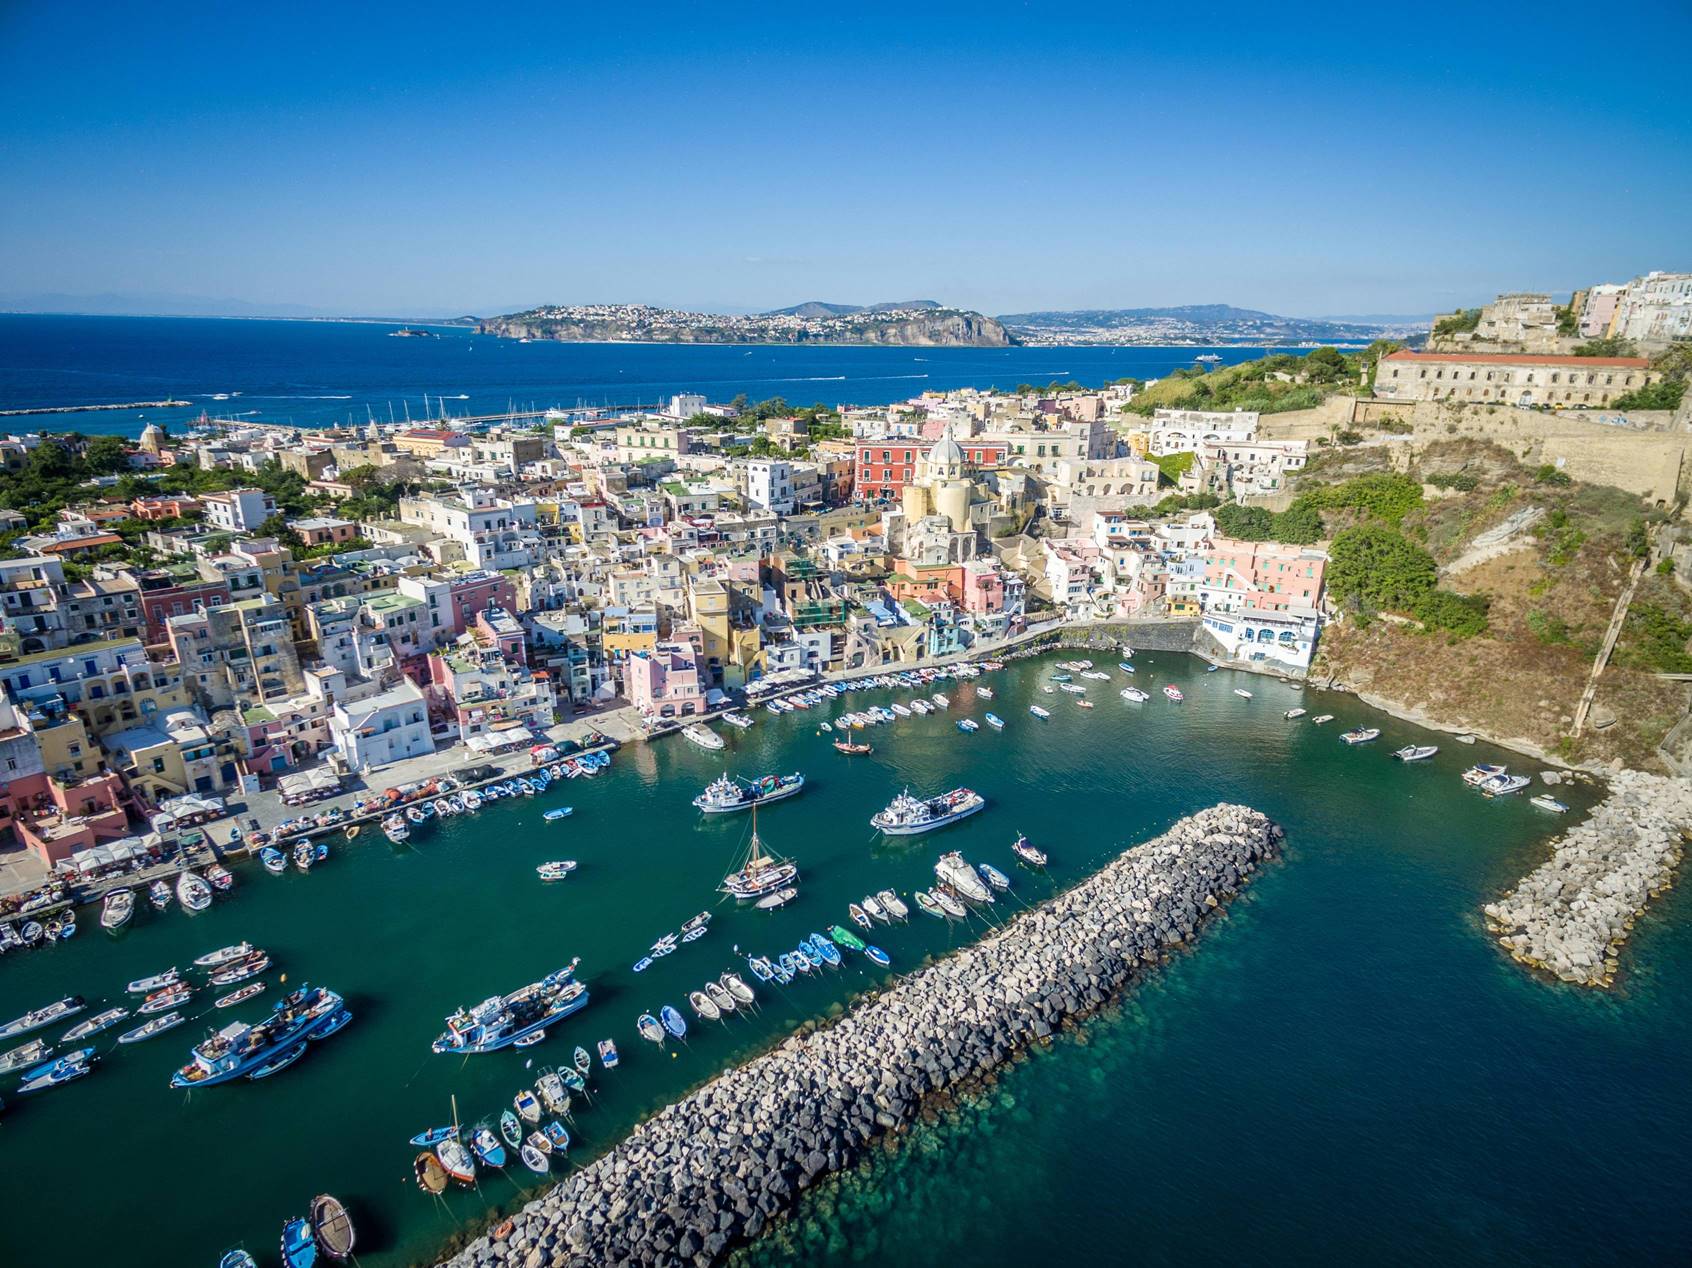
[{"left": 0, "top": 650, "right": 1683, "bottom": 1268}]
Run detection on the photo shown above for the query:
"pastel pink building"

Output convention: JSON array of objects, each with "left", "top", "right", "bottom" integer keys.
[
  {"left": 1200, "top": 537, "right": 1326, "bottom": 614},
  {"left": 959, "top": 560, "right": 1006, "bottom": 614},
  {"left": 627, "top": 641, "right": 706, "bottom": 720}
]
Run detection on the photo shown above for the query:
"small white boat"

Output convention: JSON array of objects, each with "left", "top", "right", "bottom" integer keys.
[
  {"left": 195, "top": 942, "right": 255, "bottom": 969},
  {"left": 118, "top": 1011, "right": 185, "bottom": 1043},
  {"left": 755, "top": 887, "right": 797, "bottom": 910},
  {"left": 1530, "top": 795, "right": 1569, "bottom": 814},
  {"left": 1234, "top": 688, "right": 1253, "bottom": 699},
  {"left": 127, "top": 968, "right": 180, "bottom": 994},
  {"left": 1341, "top": 728, "right": 1381, "bottom": 745},
  {"left": 177, "top": 872, "right": 213, "bottom": 912},
  {"left": 1029, "top": 705, "right": 1050, "bottom": 719},
  {"left": 1285, "top": 708, "right": 1307, "bottom": 719},
  {"left": 1310, "top": 714, "right": 1335, "bottom": 725},
  {"left": 100, "top": 889, "right": 135, "bottom": 931},
  {"left": 1121, "top": 687, "right": 1150, "bottom": 703},
  {"left": 689, "top": 989, "right": 721, "bottom": 1022},
  {"left": 682, "top": 724, "right": 725, "bottom": 751},
  {"left": 1393, "top": 745, "right": 1438, "bottom": 762}
]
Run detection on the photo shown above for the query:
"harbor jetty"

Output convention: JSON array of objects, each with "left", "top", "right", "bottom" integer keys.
[
  {"left": 440, "top": 803, "right": 1281, "bottom": 1268},
  {"left": 1484, "top": 769, "right": 1690, "bottom": 987}
]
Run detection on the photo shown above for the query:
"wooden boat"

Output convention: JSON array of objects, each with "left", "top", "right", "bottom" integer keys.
[
  {"left": 560, "top": 1068, "right": 587, "bottom": 1093},
  {"left": 471, "top": 1126, "right": 507, "bottom": 1168},
  {"left": 413, "top": 1152, "right": 449, "bottom": 1195},
  {"left": 215, "top": 983, "right": 266, "bottom": 1009},
  {"left": 573, "top": 1045, "right": 592, "bottom": 1075},
  {"left": 527, "top": 1129, "right": 553, "bottom": 1157},
  {"left": 705, "top": 981, "right": 736, "bottom": 1015},
  {"left": 520, "top": 1143, "right": 549, "bottom": 1173},
  {"left": 260, "top": 847, "right": 287, "bottom": 875},
  {"left": 864, "top": 945, "right": 891, "bottom": 967},
  {"left": 513, "top": 1030, "right": 546, "bottom": 1048},
  {"left": 598, "top": 1038, "right": 619, "bottom": 1068},
  {"left": 876, "top": 889, "right": 909, "bottom": 920},
  {"left": 436, "top": 1137, "right": 477, "bottom": 1185},
  {"left": 206, "top": 863, "right": 235, "bottom": 891},
  {"left": 847, "top": 903, "right": 872, "bottom": 929},
  {"left": 499, "top": 1110, "right": 523, "bottom": 1148},
  {"left": 660, "top": 1006, "right": 687, "bottom": 1040},
  {"left": 220, "top": 1251, "right": 258, "bottom": 1268},
  {"left": 722, "top": 973, "right": 755, "bottom": 1006},
  {"left": 279, "top": 1217, "right": 316, "bottom": 1268},
  {"left": 514, "top": 1088, "right": 542, "bottom": 1122},
  {"left": 311, "top": 1194, "right": 355, "bottom": 1260},
  {"left": 827, "top": 925, "right": 866, "bottom": 952},
  {"left": 543, "top": 1121, "right": 570, "bottom": 1152},
  {"left": 754, "top": 887, "right": 797, "bottom": 910},
  {"left": 914, "top": 891, "right": 945, "bottom": 919},
  {"left": 832, "top": 739, "right": 872, "bottom": 755},
  {"left": 409, "top": 1126, "right": 458, "bottom": 1148}
]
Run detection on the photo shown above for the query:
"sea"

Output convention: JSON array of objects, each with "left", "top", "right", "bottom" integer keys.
[
  {"left": 0, "top": 652, "right": 1687, "bottom": 1267},
  {"left": 0, "top": 313, "right": 1285, "bottom": 438}
]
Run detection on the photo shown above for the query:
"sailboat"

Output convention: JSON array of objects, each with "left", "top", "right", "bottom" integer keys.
[{"left": 719, "top": 805, "right": 799, "bottom": 900}]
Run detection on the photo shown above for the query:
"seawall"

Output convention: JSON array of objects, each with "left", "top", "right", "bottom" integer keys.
[
  {"left": 440, "top": 803, "right": 1281, "bottom": 1267},
  {"left": 1484, "top": 769, "right": 1689, "bottom": 986}
]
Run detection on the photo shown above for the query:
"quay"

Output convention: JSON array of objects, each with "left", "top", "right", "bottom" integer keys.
[
  {"left": 440, "top": 803, "right": 1282, "bottom": 1268},
  {"left": 1484, "top": 769, "right": 1690, "bottom": 987},
  {"left": 0, "top": 399, "right": 193, "bottom": 416}
]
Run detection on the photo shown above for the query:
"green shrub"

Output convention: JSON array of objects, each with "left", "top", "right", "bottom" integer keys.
[
  {"left": 1327, "top": 523, "right": 1437, "bottom": 611},
  {"left": 1425, "top": 471, "right": 1479, "bottom": 492},
  {"left": 1526, "top": 609, "right": 1572, "bottom": 645},
  {"left": 1619, "top": 602, "right": 1692, "bottom": 673},
  {"left": 1414, "top": 588, "right": 1490, "bottom": 639},
  {"left": 1534, "top": 464, "right": 1572, "bottom": 486}
]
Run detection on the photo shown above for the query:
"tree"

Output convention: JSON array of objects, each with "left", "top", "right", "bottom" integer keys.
[
  {"left": 84, "top": 435, "right": 133, "bottom": 474},
  {"left": 1326, "top": 523, "right": 1437, "bottom": 611},
  {"left": 1213, "top": 504, "right": 1273, "bottom": 540},
  {"left": 1270, "top": 499, "right": 1324, "bottom": 544},
  {"left": 25, "top": 439, "right": 77, "bottom": 481},
  {"left": 1573, "top": 336, "right": 1638, "bottom": 357}
]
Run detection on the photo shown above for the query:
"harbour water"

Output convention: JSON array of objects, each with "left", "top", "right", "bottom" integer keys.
[
  {"left": 1, "top": 653, "right": 1688, "bottom": 1266},
  {"left": 0, "top": 313, "right": 1284, "bottom": 438}
]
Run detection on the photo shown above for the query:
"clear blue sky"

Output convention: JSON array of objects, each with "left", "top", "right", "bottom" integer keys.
[{"left": 3, "top": 1, "right": 1689, "bottom": 319}]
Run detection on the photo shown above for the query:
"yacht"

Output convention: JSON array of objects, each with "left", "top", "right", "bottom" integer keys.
[
  {"left": 934, "top": 852, "right": 992, "bottom": 903},
  {"left": 870, "top": 788, "right": 985, "bottom": 836},
  {"left": 169, "top": 985, "right": 347, "bottom": 1087},
  {"left": 432, "top": 961, "right": 588, "bottom": 1055},
  {"left": 720, "top": 806, "right": 799, "bottom": 899},
  {"left": 682, "top": 724, "right": 725, "bottom": 751},
  {"left": 100, "top": 889, "right": 135, "bottom": 931},
  {"left": 1480, "top": 773, "right": 1532, "bottom": 797},
  {"left": 692, "top": 771, "right": 805, "bottom": 814},
  {"left": 1462, "top": 763, "right": 1508, "bottom": 786}
]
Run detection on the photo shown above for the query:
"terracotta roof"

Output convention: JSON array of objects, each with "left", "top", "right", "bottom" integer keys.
[{"left": 1384, "top": 350, "right": 1649, "bottom": 368}]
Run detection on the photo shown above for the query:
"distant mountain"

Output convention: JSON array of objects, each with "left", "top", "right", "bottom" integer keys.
[
  {"left": 762, "top": 299, "right": 942, "bottom": 318},
  {"left": 996, "top": 303, "right": 1422, "bottom": 346},
  {"left": 481, "top": 302, "right": 1011, "bottom": 347}
]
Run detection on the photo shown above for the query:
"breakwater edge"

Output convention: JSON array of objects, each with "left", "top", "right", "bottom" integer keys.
[
  {"left": 1485, "top": 769, "right": 1690, "bottom": 987},
  {"left": 441, "top": 803, "right": 1281, "bottom": 1268}
]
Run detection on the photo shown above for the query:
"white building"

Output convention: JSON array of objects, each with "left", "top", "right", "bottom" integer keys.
[
  {"left": 746, "top": 459, "right": 796, "bottom": 515},
  {"left": 329, "top": 677, "right": 435, "bottom": 771},
  {"left": 666, "top": 393, "right": 707, "bottom": 419},
  {"left": 1145, "top": 409, "right": 1259, "bottom": 455},
  {"left": 202, "top": 488, "right": 277, "bottom": 533},
  {"left": 396, "top": 488, "right": 540, "bottom": 569},
  {"left": 1201, "top": 607, "right": 1320, "bottom": 671}
]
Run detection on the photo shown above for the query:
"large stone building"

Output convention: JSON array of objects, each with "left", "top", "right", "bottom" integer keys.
[{"left": 1372, "top": 350, "right": 1656, "bottom": 408}]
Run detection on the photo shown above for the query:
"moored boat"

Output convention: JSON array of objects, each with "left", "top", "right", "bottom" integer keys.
[
  {"left": 1530, "top": 794, "right": 1569, "bottom": 814},
  {"left": 278, "top": 1217, "right": 316, "bottom": 1268},
  {"left": 876, "top": 889, "right": 909, "bottom": 919},
  {"left": 195, "top": 941, "right": 255, "bottom": 969},
  {"left": 721, "top": 805, "right": 799, "bottom": 899},
  {"left": 660, "top": 1005, "right": 687, "bottom": 1040},
  {"left": 681, "top": 723, "right": 725, "bottom": 751},
  {"left": 1341, "top": 727, "right": 1381, "bottom": 745},
  {"left": 693, "top": 771, "right": 805, "bottom": 814},
  {"left": 689, "top": 989, "right": 720, "bottom": 1021},
  {"left": 61, "top": 1007, "right": 129, "bottom": 1042},
  {"left": 432, "top": 961, "right": 586, "bottom": 1055},
  {"left": 0, "top": 1037, "right": 52, "bottom": 1074},
  {"left": 520, "top": 1143, "right": 549, "bottom": 1173},
  {"left": 535, "top": 860, "right": 578, "bottom": 881},
  {"left": 471, "top": 1126, "right": 507, "bottom": 1168},
  {"left": 1163, "top": 686, "right": 1184, "bottom": 702},
  {"left": 1393, "top": 745, "right": 1438, "bottom": 762},
  {"left": 18, "top": 1047, "right": 95, "bottom": 1094},
  {"left": 436, "top": 1137, "right": 477, "bottom": 1186},
  {"left": 311, "top": 1193, "right": 355, "bottom": 1260},
  {"left": 169, "top": 985, "right": 345, "bottom": 1087},
  {"left": 148, "top": 880, "right": 172, "bottom": 910},
  {"left": 1029, "top": 705, "right": 1051, "bottom": 718},
  {"left": 871, "top": 787, "right": 985, "bottom": 835},
  {"left": 1462, "top": 763, "right": 1508, "bottom": 786},
  {"left": 935, "top": 852, "right": 992, "bottom": 903},
  {"left": 977, "top": 862, "right": 1011, "bottom": 891},
  {"left": 177, "top": 871, "right": 213, "bottom": 911},
  {"left": 216, "top": 982, "right": 267, "bottom": 1009},
  {"left": 414, "top": 1152, "right": 449, "bottom": 1195},
  {"left": 1285, "top": 707, "right": 1308, "bottom": 719},
  {"left": 1480, "top": 773, "right": 1532, "bottom": 797},
  {"left": 1011, "top": 834, "right": 1048, "bottom": 867},
  {"left": 0, "top": 995, "right": 85, "bottom": 1041},
  {"left": 260, "top": 847, "right": 287, "bottom": 875},
  {"left": 100, "top": 888, "right": 135, "bottom": 931},
  {"left": 128, "top": 967, "right": 179, "bottom": 994},
  {"left": 1311, "top": 714, "right": 1335, "bottom": 724},
  {"left": 119, "top": 1011, "right": 185, "bottom": 1043}
]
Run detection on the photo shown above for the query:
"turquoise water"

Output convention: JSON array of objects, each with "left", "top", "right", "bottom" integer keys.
[
  {"left": 0, "top": 653, "right": 1686, "bottom": 1266},
  {"left": 0, "top": 313, "right": 1287, "bottom": 438}
]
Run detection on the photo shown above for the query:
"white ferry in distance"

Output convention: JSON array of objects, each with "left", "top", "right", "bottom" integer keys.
[
  {"left": 431, "top": 960, "right": 587, "bottom": 1055},
  {"left": 871, "top": 788, "right": 985, "bottom": 836}
]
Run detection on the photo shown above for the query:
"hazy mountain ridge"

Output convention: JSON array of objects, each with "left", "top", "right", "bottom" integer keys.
[{"left": 997, "top": 303, "right": 1427, "bottom": 346}]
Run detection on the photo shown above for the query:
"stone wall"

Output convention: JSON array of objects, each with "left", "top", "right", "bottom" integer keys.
[{"left": 440, "top": 804, "right": 1281, "bottom": 1268}]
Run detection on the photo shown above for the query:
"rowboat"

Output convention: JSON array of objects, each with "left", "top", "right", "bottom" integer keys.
[
  {"left": 409, "top": 1126, "right": 458, "bottom": 1148},
  {"left": 637, "top": 1013, "right": 665, "bottom": 1045},
  {"left": 722, "top": 973, "right": 755, "bottom": 1006},
  {"left": 864, "top": 946, "right": 890, "bottom": 967},
  {"left": 754, "top": 887, "right": 797, "bottom": 910},
  {"left": 827, "top": 925, "right": 866, "bottom": 952},
  {"left": 499, "top": 1111, "right": 523, "bottom": 1148},
  {"left": 413, "top": 1152, "right": 449, "bottom": 1195},
  {"left": 977, "top": 862, "right": 1011, "bottom": 891},
  {"left": 847, "top": 903, "right": 872, "bottom": 929},
  {"left": 598, "top": 1039, "right": 619, "bottom": 1068},
  {"left": 436, "top": 1137, "right": 477, "bottom": 1185},
  {"left": 876, "top": 890, "right": 909, "bottom": 920},
  {"left": 311, "top": 1193, "right": 356, "bottom": 1261},
  {"left": 660, "top": 1006, "right": 687, "bottom": 1039},
  {"left": 279, "top": 1217, "right": 316, "bottom": 1268},
  {"left": 706, "top": 981, "right": 736, "bottom": 1014},
  {"left": 689, "top": 990, "right": 721, "bottom": 1022},
  {"left": 915, "top": 891, "right": 945, "bottom": 918},
  {"left": 260, "top": 847, "right": 287, "bottom": 875},
  {"left": 513, "top": 1088, "right": 542, "bottom": 1122},
  {"left": 573, "top": 1045, "right": 592, "bottom": 1074}
]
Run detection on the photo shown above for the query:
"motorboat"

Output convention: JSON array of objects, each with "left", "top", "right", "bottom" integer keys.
[
  {"left": 1285, "top": 708, "right": 1308, "bottom": 719},
  {"left": 1234, "top": 688, "right": 1253, "bottom": 699},
  {"left": 957, "top": 719, "right": 979, "bottom": 733},
  {"left": 636, "top": 1013, "right": 664, "bottom": 1046},
  {"left": 848, "top": 902, "right": 872, "bottom": 929},
  {"left": 682, "top": 724, "right": 725, "bottom": 751},
  {"left": 984, "top": 713, "right": 1005, "bottom": 729},
  {"left": 220, "top": 1251, "right": 258, "bottom": 1268},
  {"left": 1076, "top": 699, "right": 1094, "bottom": 709},
  {"left": 196, "top": 942, "right": 255, "bottom": 969},
  {"left": 1011, "top": 834, "right": 1048, "bottom": 867},
  {"left": 871, "top": 787, "right": 985, "bottom": 835},
  {"left": 935, "top": 852, "right": 992, "bottom": 903},
  {"left": 536, "top": 860, "right": 578, "bottom": 881},
  {"left": 535, "top": 1070, "right": 569, "bottom": 1115},
  {"left": 1530, "top": 794, "right": 1570, "bottom": 814},
  {"left": 1163, "top": 686, "right": 1184, "bottom": 702},
  {"left": 1463, "top": 763, "right": 1509, "bottom": 786},
  {"left": 206, "top": 863, "right": 235, "bottom": 892},
  {"left": 148, "top": 880, "right": 172, "bottom": 910},
  {"left": 128, "top": 967, "right": 180, "bottom": 995},
  {"left": 209, "top": 951, "right": 271, "bottom": 986},
  {"left": 119, "top": 1011, "right": 186, "bottom": 1044},
  {"left": 432, "top": 961, "right": 587, "bottom": 1054},
  {"left": 1393, "top": 745, "right": 1438, "bottom": 762},
  {"left": 756, "top": 887, "right": 798, "bottom": 910},
  {"left": 1029, "top": 705, "right": 1051, "bottom": 719},
  {"left": 216, "top": 983, "right": 267, "bottom": 1009},
  {"left": 693, "top": 771, "right": 806, "bottom": 814},
  {"left": 720, "top": 806, "right": 799, "bottom": 899},
  {"left": 914, "top": 891, "right": 945, "bottom": 919},
  {"left": 1121, "top": 687, "right": 1150, "bottom": 702},
  {"left": 876, "top": 889, "right": 909, "bottom": 920},
  {"left": 860, "top": 895, "right": 888, "bottom": 923},
  {"left": 177, "top": 871, "right": 213, "bottom": 911},
  {"left": 0, "top": 1038, "right": 52, "bottom": 1074},
  {"left": 806, "top": 936, "right": 842, "bottom": 967},
  {"left": 930, "top": 889, "right": 968, "bottom": 920},
  {"left": 865, "top": 945, "right": 890, "bottom": 967},
  {"left": 101, "top": 888, "right": 135, "bottom": 931},
  {"left": 169, "top": 985, "right": 346, "bottom": 1087},
  {"left": 543, "top": 807, "right": 573, "bottom": 823},
  {"left": 62, "top": 1007, "right": 129, "bottom": 1043},
  {"left": 311, "top": 1194, "right": 356, "bottom": 1260},
  {"left": 598, "top": 1038, "right": 619, "bottom": 1068},
  {"left": 1480, "top": 773, "right": 1532, "bottom": 797},
  {"left": 1341, "top": 727, "right": 1381, "bottom": 745},
  {"left": 722, "top": 711, "right": 755, "bottom": 730},
  {"left": 977, "top": 862, "right": 1011, "bottom": 892},
  {"left": 382, "top": 815, "right": 409, "bottom": 845},
  {"left": 0, "top": 996, "right": 86, "bottom": 1041},
  {"left": 18, "top": 1048, "right": 95, "bottom": 1095},
  {"left": 1311, "top": 714, "right": 1335, "bottom": 725}
]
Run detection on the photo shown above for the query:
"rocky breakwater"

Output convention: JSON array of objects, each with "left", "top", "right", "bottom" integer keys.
[
  {"left": 1484, "top": 769, "right": 1690, "bottom": 987},
  {"left": 441, "top": 804, "right": 1281, "bottom": 1268}
]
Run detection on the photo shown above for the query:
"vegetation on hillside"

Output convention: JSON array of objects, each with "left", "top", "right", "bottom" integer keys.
[
  {"left": 1122, "top": 344, "right": 1401, "bottom": 418},
  {"left": 1431, "top": 308, "right": 1481, "bottom": 338}
]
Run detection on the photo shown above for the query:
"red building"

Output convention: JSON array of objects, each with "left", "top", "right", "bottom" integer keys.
[
  {"left": 854, "top": 439, "right": 1007, "bottom": 501},
  {"left": 137, "top": 572, "right": 232, "bottom": 645}
]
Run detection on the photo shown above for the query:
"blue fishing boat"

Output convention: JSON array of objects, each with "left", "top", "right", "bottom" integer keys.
[
  {"left": 499, "top": 1110, "right": 523, "bottom": 1148},
  {"left": 659, "top": 1006, "right": 687, "bottom": 1040},
  {"left": 865, "top": 946, "right": 890, "bottom": 967},
  {"left": 746, "top": 956, "right": 773, "bottom": 982},
  {"left": 1119, "top": 662, "right": 1135, "bottom": 673},
  {"left": 631, "top": 956, "right": 653, "bottom": 973},
  {"left": 984, "top": 713, "right": 1004, "bottom": 729},
  {"left": 279, "top": 1216, "right": 317, "bottom": 1267},
  {"left": 169, "top": 985, "right": 345, "bottom": 1087},
  {"left": 471, "top": 1126, "right": 507, "bottom": 1168},
  {"left": 543, "top": 807, "right": 572, "bottom": 822},
  {"left": 409, "top": 1126, "right": 458, "bottom": 1148},
  {"left": 560, "top": 1068, "right": 586, "bottom": 1093},
  {"left": 770, "top": 955, "right": 795, "bottom": 984},
  {"left": 810, "top": 938, "right": 842, "bottom": 968},
  {"left": 543, "top": 1120, "right": 570, "bottom": 1151},
  {"left": 598, "top": 1038, "right": 619, "bottom": 1068},
  {"left": 259, "top": 847, "right": 286, "bottom": 875}
]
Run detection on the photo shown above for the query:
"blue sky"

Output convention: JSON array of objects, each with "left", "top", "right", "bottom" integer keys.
[{"left": 3, "top": 1, "right": 1688, "bottom": 318}]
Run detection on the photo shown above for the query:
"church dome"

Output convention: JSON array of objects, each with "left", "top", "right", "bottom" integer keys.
[{"left": 924, "top": 424, "right": 965, "bottom": 478}]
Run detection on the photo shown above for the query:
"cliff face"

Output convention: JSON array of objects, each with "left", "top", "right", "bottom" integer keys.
[{"left": 476, "top": 307, "right": 1013, "bottom": 348}]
